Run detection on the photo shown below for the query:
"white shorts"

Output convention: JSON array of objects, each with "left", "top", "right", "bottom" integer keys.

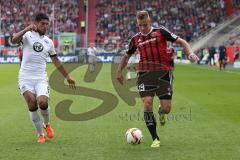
[
  {"left": 18, "top": 79, "right": 50, "bottom": 97},
  {"left": 88, "top": 55, "right": 96, "bottom": 64}
]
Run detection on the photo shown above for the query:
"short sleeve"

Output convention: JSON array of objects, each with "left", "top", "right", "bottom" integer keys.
[
  {"left": 48, "top": 40, "right": 57, "bottom": 57},
  {"left": 20, "top": 31, "right": 29, "bottom": 45},
  {"left": 160, "top": 27, "right": 178, "bottom": 42},
  {"left": 126, "top": 37, "right": 137, "bottom": 55}
]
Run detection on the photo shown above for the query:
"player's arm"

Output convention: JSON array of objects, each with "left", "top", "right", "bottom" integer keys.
[
  {"left": 176, "top": 38, "right": 199, "bottom": 61},
  {"left": 12, "top": 24, "right": 37, "bottom": 44},
  {"left": 116, "top": 53, "right": 132, "bottom": 85},
  {"left": 116, "top": 39, "right": 136, "bottom": 85},
  {"left": 160, "top": 26, "right": 199, "bottom": 62},
  {"left": 51, "top": 56, "right": 76, "bottom": 89}
]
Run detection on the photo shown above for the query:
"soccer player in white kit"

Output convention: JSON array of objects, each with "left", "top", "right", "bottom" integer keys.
[{"left": 12, "top": 13, "right": 76, "bottom": 143}]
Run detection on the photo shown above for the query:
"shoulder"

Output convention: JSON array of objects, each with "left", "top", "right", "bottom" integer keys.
[
  {"left": 153, "top": 26, "right": 170, "bottom": 32},
  {"left": 129, "top": 33, "right": 141, "bottom": 42},
  {"left": 23, "top": 31, "right": 32, "bottom": 37},
  {"left": 44, "top": 36, "right": 54, "bottom": 46}
]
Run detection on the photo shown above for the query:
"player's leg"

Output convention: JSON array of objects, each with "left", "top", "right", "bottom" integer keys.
[
  {"left": 158, "top": 99, "right": 171, "bottom": 126},
  {"left": 142, "top": 96, "right": 160, "bottom": 147},
  {"left": 137, "top": 72, "right": 160, "bottom": 147},
  {"left": 37, "top": 96, "right": 49, "bottom": 125},
  {"left": 35, "top": 81, "right": 54, "bottom": 139},
  {"left": 22, "top": 91, "right": 45, "bottom": 142},
  {"left": 157, "top": 71, "right": 173, "bottom": 126}
]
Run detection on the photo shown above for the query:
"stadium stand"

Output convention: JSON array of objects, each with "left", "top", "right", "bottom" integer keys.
[
  {"left": 0, "top": 0, "right": 79, "bottom": 36},
  {"left": 95, "top": 0, "right": 227, "bottom": 48}
]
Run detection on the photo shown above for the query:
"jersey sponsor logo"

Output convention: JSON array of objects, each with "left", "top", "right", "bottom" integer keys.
[
  {"left": 33, "top": 42, "right": 44, "bottom": 52},
  {"left": 138, "top": 38, "right": 157, "bottom": 47}
]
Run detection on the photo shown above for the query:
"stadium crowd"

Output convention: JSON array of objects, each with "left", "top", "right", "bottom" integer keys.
[
  {"left": 95, "top": 0, "right": 227, "bottom": 48},
  {"left": 0, "top": 0, "right": 239, "bottom": 51},
  {"left": 0, "top": 0, "right": 79, "bottom": 36}
]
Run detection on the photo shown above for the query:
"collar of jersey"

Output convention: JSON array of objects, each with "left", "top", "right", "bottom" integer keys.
[
  {"left": 32, "top": 31, "right": 45, "bottom": 38},
  {"left": 140, "top": 27, "right": 153, "bottom": 36}
]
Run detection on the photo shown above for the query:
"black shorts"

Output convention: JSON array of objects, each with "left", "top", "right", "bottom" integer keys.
[{"left": 137, "top": 71, "right": 173, "bottom": 100}]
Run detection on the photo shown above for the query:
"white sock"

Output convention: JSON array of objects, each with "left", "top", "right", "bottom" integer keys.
[
  {"left": 127, "top": 71, "right": 131, "bottom": 79},
  {"left": 29, "top": 110, "right": 43, "bottom": 136},
  {"left": 40, "top": 108, "right": 50, "bottom": 126}
]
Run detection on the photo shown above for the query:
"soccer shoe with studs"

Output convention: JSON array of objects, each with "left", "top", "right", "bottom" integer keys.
[
  {"left": 37, "top": 135, "right": 45, "bottom": 143},
  {"left": 151, "top": 139, "right": 160, "bottom": 148},
  {"left": 44, "top": 124, "right": 55, "bottom": 139}
]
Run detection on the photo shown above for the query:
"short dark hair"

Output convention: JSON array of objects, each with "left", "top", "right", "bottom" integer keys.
[
  {"left": 137, "top": 10, "right": 150, "bottom": 20},
  {"left": 35, "top": 13, "right": 49, "bottom": 22}
]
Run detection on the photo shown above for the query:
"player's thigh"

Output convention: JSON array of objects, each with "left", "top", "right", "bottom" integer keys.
[
  {"left": 23, "top": 91, "right": 38, "bottom": 111},
  {"left": 18, "top": 80, "right": 35, "bottom": 96},
  {"left": 19, "top": 80, "right": 37, "bottom": 110},
  {"left": 35, "top": 80, "right": 50, "bottom": 98},
  {"left": 157, "top": 71, "right": 173, "bottom": 99},
  {"left": 137, "top": 72, "right": 156, "bottom": 99}
]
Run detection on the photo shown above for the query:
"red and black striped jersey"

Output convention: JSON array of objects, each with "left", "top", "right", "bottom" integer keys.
[{"left": 126, "top": 26, "right": 178, "bottom": 71}]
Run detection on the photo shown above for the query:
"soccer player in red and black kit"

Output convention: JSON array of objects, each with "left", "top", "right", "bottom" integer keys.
[{"left": 116, "top": 10, "right": 199, "bottom": 147}]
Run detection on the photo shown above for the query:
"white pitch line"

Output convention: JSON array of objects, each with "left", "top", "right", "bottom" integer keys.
[{"left": 180, "top": 64, "right": 240, "bottom": 75}]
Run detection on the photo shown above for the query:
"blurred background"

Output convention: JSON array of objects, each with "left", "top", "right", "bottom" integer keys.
[{"left": 0, "top": 0, "right": 240, "bottom": 67}]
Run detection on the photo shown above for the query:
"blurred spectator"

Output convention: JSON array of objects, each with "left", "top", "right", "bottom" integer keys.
[
  {"left": 208, "top": 46, "right": 216, "bottom": 66},
  {"left": 219, "top": 44, "right": 227, "bottom": 70}
]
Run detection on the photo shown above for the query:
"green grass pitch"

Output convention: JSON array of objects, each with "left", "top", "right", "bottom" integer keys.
[{"left": 0, "top": 63, "right": 239, "bottom": 160}]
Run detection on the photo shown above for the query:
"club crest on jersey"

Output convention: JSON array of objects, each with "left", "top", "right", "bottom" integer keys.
[
  {"left": 33, "top": 42, "right": 44, "bottom": 52},
  {"left": 151, "top": 32, "right": 157, "bottom": 37}
]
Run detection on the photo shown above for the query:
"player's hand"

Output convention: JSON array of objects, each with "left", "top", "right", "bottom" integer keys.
[
  {"left": 116, "top": 71, "right": 124, "bottom": 85},
  {"left": 24, "top": 24, "right": 37, "bottom": 32},
  {"left": 188, "top": 53, "right": 199, "bottom": 62},
  {"left": 66, "top": 75, "right": 76, "bottom": 89}
]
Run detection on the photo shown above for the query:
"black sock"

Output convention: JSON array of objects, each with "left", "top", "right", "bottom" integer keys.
[{"left": 144, "top": 111, "right": 159, "bottom": 140}]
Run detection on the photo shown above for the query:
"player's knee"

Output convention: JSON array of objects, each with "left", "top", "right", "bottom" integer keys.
[
  {"left": 164, "top": 108, "right": 171, "bottom": 114},
  {"left": 144, "top": 101, "right": 153, "bottom": 111},
  {"left": 144, "top": 100, "right": 152, "bottom": 107},
  {"left": 28, "top": 104, "right": 38, "bottom": 112},
  {"left": 26, "top": 99, "right": 37, "bottom": 111},
  {"left": 29, "top": 107, "right": 38, "bottom": 112},
  {"left": 38, "top": 100, "right": 48, "bottom": 110},
  {"left": 161, "top": 104, "right": 171, "bottom": 114}
]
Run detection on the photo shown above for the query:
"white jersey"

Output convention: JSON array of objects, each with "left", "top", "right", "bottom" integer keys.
[
  {"left": 87, "top": 47, "right": 97, "bottom": 56},
  {"left": 19, "top": 31, "right": 57, "bottom": 80}
]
